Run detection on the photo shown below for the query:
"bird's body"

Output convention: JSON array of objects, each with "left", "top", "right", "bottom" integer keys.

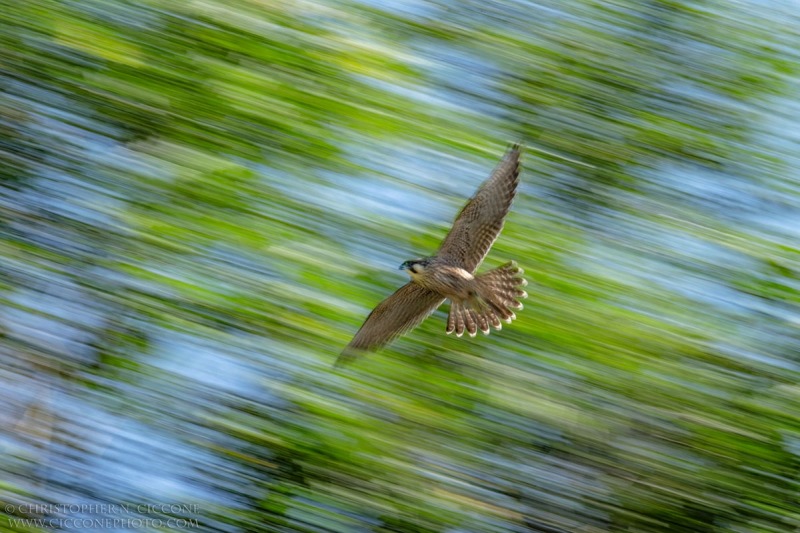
[
  {"left": 406, "top": 259, "right": 474, "bottom": 300},
  {"left": 338, "top": 144, "right": 527, "bottom": 365}
]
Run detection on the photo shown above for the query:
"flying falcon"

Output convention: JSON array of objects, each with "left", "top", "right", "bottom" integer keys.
[{"left": 338, "top": 144, "right": 527, "bottom": 365}]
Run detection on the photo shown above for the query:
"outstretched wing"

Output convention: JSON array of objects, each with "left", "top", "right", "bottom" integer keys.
[
  {"left": 337, "top": 282, "right": 444, "bottom": 365},
  {"left": 437, "top": 144, "right": 521, "bottom": 273}
]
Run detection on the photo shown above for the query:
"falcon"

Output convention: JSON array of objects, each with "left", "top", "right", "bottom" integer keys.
[{"left": 337, "top": 144, "right": 527, "bottom": 365}]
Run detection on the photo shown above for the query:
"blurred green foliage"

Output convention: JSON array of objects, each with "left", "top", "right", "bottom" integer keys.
[{"left": 1, "top": 0, "right": 799, "bottom": 532}]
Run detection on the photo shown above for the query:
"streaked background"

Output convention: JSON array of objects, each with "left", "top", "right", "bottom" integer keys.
[{"left": 1, "top": 1, "right": 799, "bottom": 531}]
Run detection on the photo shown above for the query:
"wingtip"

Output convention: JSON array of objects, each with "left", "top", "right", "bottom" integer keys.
[
  {"left": 334, "top": 350, "right": 354, "bottom": 367},
  {"left": 335, "top": 345, "right": 372, "bottom": 367},
  {"left": 333, "top": 354, "right": 352, "bottom": 368}
]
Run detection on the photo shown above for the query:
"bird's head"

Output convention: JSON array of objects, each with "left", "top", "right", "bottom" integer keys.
[{"left": 399, "top": 258, "right": 432, "bottom": 279}]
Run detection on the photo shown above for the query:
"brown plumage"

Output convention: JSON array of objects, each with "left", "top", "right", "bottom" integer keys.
[
  {"left": 338, "top": 144, "right": 526, "bottom": 365},
  {"left": 437, "top": 145, "right": 521, "bottom": 272},
  {"left": 446, "top": 261, "right": 526, "bottom": 337}
]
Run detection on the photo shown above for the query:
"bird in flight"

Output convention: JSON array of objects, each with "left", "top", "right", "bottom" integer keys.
[{"left": 338, "top": 144, "right": 527, "bottom": 365}]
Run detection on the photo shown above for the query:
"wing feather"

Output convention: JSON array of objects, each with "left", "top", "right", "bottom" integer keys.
[
  {"left": 337, "top": 282, "right": 444, "bottom": 365},
  {"left": 437, "top": 144, "right": 521, "bottom": 273}
]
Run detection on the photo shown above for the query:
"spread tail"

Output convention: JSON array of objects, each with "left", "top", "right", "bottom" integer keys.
[{"left": 446, "top": 261, "right": 527, "bottom": 337}]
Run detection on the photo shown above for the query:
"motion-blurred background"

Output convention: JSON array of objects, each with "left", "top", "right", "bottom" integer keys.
[{"left": 1, "top": 1, "right": 799, "bottom": 531}]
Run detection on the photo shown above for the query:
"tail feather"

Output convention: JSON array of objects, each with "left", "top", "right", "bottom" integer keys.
[
  {"left": 474, "top": 309, "right": 490, "bottom": 334},
  {"left": 446, "top": 301, "right": 464, "bottom": 337},
  {"left": 446, "top": 261, "right": 527, "bottom": 337},
  {"left": 463, "top": 307, "right": 477, "bottom": 337}
]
